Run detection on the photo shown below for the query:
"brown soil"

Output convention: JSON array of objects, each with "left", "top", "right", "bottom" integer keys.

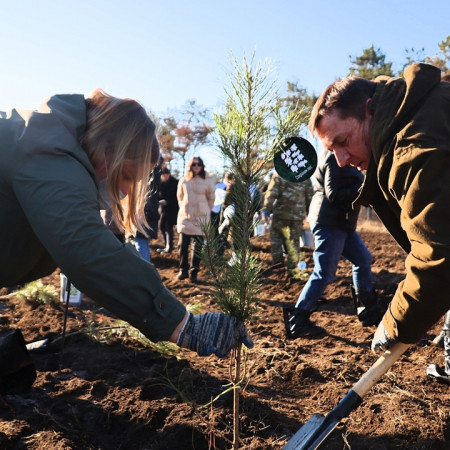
[{"left": 0, "top": 224, "right": 449, "bottom": 449}]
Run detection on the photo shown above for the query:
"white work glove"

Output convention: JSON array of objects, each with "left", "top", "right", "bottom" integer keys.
[
  {"left": 177, "top": 312, "right": 253, "bottom": 358},
  {"left": 218, "top": 218, "right": 230, "bottom": 235},
  {"left": 371, "top": 321, "right": 397, "bottom": 354}
]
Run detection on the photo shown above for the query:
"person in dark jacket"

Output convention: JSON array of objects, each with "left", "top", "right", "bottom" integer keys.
[
  {"left": 308, "top": 63, "right": 450, "bottom": 357},
  {"left": 285, "top": 150, "right": 382, "bottom": 338},
  {"left": 0, "top": 89, "right": 253, "bottom": 360},
  {"left": 132, "top": 162, "right": 162, "bottom": 262},
  {"left": 157, "top": 167, "right": 179, "bottom": 254}
]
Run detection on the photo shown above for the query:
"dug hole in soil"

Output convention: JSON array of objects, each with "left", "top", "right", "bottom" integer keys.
[{"left": 0, "top": 219, "right": 449, "bottom": 449}]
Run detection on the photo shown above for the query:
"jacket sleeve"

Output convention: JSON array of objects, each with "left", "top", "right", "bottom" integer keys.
[
  {"left": 207, "top": 178, "right": 216, "bottom": 210},
  {"left": 263, "top": 177, "right": 279, "bottom": 211},
  {"left": 177, "top": 177, "right": 185, "bottom": 205},
  {"left": 382, "top": 148, "right": 450, "bottom": 343},
  {"left": 304, "top": 179, "right": 314, "bottom": 213},
  {"left": 324, "top": 157, "right": 362, "bottom": 208},
  {"left": 13, "top": 154, "right": 186, "bottom": 341}
]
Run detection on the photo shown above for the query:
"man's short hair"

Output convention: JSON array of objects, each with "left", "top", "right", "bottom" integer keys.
[{"left": 309, "top": 77, "right": 377, "bottom": 134}]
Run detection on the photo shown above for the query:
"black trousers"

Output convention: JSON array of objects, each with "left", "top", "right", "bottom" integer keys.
[
  {"left": 159, "top": 214, "right": 175, "bottom": 250},
  {"left": 179, "top": 233, "right": 203, "bottom": 273},
  {"left": 210, "top": 211, "right": 220, "bottom": 237}
]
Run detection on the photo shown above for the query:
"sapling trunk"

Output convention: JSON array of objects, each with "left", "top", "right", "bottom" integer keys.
[{"left": 232, "top": 343, "right": 242, "bottom": 450}]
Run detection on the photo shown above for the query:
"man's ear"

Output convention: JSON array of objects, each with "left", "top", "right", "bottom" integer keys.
[{"left": 366, "top": 98, "right": 373, "bottom": 116}]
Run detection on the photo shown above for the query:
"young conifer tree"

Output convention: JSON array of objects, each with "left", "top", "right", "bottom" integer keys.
[{"left": 202, "top": 52, "right": 308, "bottom": 448}]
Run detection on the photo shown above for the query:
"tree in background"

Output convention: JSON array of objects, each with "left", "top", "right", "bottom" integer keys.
[
  {"left": 202, "top": 52, "right": 308, "bottom": 448},
  {"left": 278, "top": 81, "right": 318, "bottom": 114},
  {"left": 348, "top": 36, "right": 450, "bottom": 80},
  {"left": 156, "top": 100, "right": 212, "bottom": 174},
  {"left": 398, "top": 47, "right": 426, "bottom": 76},
  {"left": 348, "top": 45, "right": 394, "bottom": 78},
  {"left": 426, "top": 35, "right": 450, "bottom": 75},
  {"left": 157, "top": 116, "right": 176, "bottom": 155},
  {"left": 156, "top": 115, "right": 177, "bottom": 167}
]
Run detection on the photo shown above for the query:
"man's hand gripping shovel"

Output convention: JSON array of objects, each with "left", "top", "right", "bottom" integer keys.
[{"left": 283, "top": 342, "right": 410, "bottom": 450}]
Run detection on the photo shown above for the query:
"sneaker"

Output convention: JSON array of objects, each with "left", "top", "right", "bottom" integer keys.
[
  {"left": 157, "top": 248, "right": 172, "bottom": 254},
  {"left": 426, "top": 364, "right": 450, "bottom": 384},
  {"left": 176, "top": 270, "right": 188, "bottom": 280}
]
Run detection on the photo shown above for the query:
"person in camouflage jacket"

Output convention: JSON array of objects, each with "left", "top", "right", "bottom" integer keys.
[{"left": 263, "top": 172, "right": 313, "bottom": 271}]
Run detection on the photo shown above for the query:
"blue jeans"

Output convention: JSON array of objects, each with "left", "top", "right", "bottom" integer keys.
[
  {"left": 133, "top": 237, "right": 151, "bottom": 262},
  {"left": 295, "top": 224, "right": 373, "bottom": 312}
]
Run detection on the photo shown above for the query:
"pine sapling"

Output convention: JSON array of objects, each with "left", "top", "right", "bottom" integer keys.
[{"left": 202, "top": 51, "right": 308, "bottom": 448}]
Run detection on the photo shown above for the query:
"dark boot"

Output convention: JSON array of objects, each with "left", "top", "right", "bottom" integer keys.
[
  {"left": 189, "top": 270, "right": 198, "bottom": 283},
  {"left": 165, "top": 231, "right": 173, "bottom": 252},
  {"left": 283, "top": 307, "right": 325, "bottom": 339},
  {"left": 0, "top": 329, "right": 36, "bottom": 394},
  {"left": 176, "top": 270, "right": 189, "bottom": 280},
  {"left": 351, "top": 285, "right": 386, "bottom": 327},
  {"left": 157, "top": 232, "right": 173, "bottom": 254}
]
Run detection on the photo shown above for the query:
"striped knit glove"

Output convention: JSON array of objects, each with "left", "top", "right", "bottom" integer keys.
[{"left": 177, "top": 312, "right": 253, "bottom": 358}]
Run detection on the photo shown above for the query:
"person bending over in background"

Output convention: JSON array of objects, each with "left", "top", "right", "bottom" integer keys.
[
  {"left": 0, "top": 90, "right": 252, "bottom": 359},
  {"left": 285, "top": 150, "right": 382, "bottom": 338}
]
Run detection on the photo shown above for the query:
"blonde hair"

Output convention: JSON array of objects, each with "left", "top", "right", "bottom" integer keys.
[{"left": 81, "top": 88, "right": 160, "bottom": 235}]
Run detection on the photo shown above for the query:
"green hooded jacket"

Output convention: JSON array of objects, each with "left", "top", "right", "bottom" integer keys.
[
  {"left": 0, "top": 94, "right": 186, "bottom": 341},
  {"left": 356, "top": 63, "right": 450, "bottom": 343}
]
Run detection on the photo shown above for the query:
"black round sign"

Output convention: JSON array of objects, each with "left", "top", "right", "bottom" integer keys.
[{"left": 273, "top": 136, "right": 317, "bottom": 183}]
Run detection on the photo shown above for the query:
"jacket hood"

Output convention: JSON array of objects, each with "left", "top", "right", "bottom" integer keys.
[
  {"left": 17, "top": 94, "right": 94, "bottom": 179},
  {"left": 369, "top": 63, "right": 442, "bottom": 164}
]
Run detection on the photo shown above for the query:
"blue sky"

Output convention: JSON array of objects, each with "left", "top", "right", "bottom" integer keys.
[{"left": 1, "top": 1, "right": 448, "bottom": 170}]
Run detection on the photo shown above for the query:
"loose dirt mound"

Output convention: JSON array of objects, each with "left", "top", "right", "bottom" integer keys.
[{"left": 0, "top": 225, "right": 449, "bottom": 449}]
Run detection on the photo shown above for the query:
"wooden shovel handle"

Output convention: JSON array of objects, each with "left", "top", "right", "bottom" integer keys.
[{"left": 353, "top": 342, "right": 410, "bottom": 398}]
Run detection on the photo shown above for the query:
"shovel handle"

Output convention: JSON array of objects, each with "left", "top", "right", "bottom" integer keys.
[{"left": 353, "top": 342, "right": 410, "bottom": 398}]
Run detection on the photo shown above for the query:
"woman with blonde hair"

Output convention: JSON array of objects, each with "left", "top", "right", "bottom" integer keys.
[
  {"left": 176, "top": 156, "right": 215, "bottom": 282},
  {"left": 0, "top": 90, "right": 252, "bottom": 360}
]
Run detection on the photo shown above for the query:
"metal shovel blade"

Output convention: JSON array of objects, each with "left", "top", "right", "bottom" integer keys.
[
  {"left": 283, "top": 389, "right": 362, "bottom": 450},
  {"left": 283, "top": 414, "right": 325, "bottom": 450}
]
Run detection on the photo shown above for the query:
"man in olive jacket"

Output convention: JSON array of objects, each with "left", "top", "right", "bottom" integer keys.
[{"left": 309, "top": 63, "right": 450, "bottom": 354}]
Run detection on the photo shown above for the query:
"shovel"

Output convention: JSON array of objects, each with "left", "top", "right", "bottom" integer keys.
[{"left": 283, "top": 342, "right": 410, "bottom": 450}]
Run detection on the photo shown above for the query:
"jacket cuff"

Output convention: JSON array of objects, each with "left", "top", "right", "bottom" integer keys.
[
  {"left": 138, "top": 285, "right": 187, "bottom": 342},
  {"left": 382, "top": 294, "right": 428, "bottom": 344}
]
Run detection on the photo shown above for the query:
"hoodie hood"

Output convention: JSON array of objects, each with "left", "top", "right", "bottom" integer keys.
[{"left": 369, "top": 63, "right": 442, "bottom": 165}]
